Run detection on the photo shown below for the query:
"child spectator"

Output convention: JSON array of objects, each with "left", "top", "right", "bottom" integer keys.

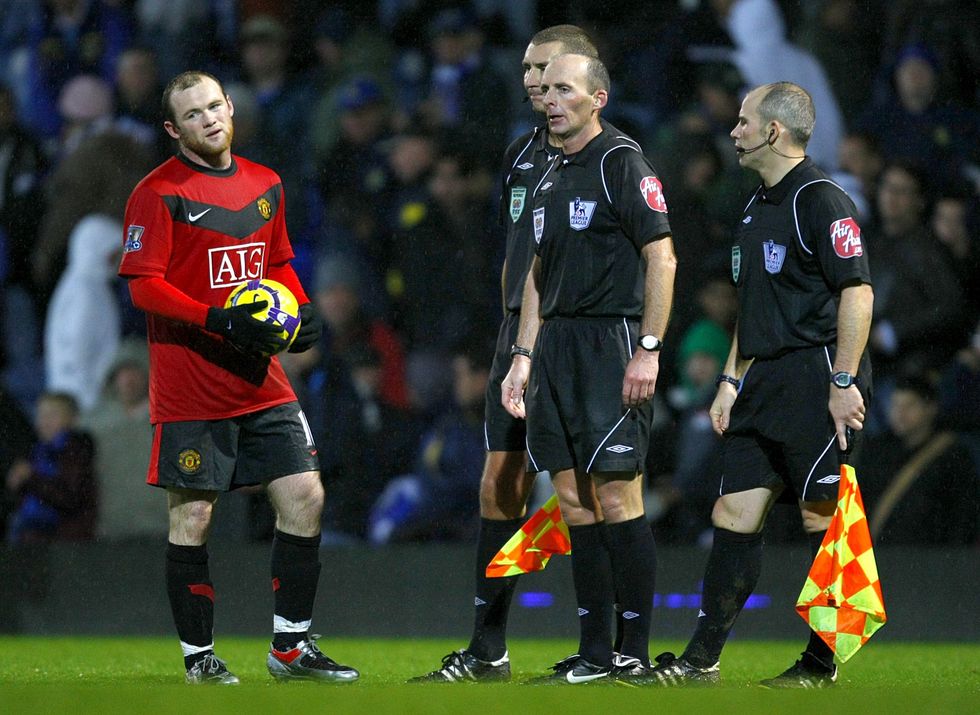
[{"left": 4, "top": 391, "right": 96, "bottom": 543}]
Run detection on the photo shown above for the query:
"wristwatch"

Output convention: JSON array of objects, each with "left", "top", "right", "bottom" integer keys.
[
  {"left": 638, "top": 335, "right": 663, "bottom": 352},
  {"left": 830, "top": 371, "right": 860, "bottom": 389}
]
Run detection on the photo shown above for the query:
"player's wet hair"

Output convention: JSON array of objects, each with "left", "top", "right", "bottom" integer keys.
[
  {"left": 757, "top": 82, "right": 815, "bottom": 148},
  {"left": 162, "top": 70, "right": 227, "bottom": 124},
  {"left": 530, "top": 24, "right": 598, "bottom": 58}
]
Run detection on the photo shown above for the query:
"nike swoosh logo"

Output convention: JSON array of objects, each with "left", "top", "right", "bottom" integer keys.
[
  {"left": 188, "top": 208, "right": 212, "bottom": 222},
  {"left": 566, "top": 670, "right": 609, "bottom": 684}
]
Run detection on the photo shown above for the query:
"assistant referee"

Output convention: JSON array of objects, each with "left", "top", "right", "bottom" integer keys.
[{"left": 639, "top": 82, "right": 873, "bottom": 688}]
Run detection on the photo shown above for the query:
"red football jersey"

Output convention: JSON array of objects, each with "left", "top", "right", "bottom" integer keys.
[{"left": 119, "top": 154, "right": 307, "bottom": 423}]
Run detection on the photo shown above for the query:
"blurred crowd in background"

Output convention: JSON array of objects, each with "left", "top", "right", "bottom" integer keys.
[{"left": 0, "top": 0, "right": 977, "bottom": 548}]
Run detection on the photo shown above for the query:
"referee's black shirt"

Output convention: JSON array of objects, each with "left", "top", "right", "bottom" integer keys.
[
  {"left": 732, "top": 157, "right": 872, "bottom": 360},
  {"left": 498, "top": 126, "right": 554, "bottom": 313},
  {"left": 531, "top": 127, "right": 672, "bottom": 320}
]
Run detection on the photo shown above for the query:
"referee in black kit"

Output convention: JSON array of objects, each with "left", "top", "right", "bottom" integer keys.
[
  {"left": 635, "top": 82, "right": 873, "bottom": 688},
  {"left": 502, "top": 53, "right": 676, "bottom": 683}
]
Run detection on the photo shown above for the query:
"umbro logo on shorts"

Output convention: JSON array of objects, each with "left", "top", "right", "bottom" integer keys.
[
  {"left": 605, "top": 444, "right": 633, "bottom": 453},
  {"left": 623, "top": 611, "right": 639, "bottom": 620},
  {"left": 577, "top": 607, "right": 589, "bottom": 617},
  {"left": 816, "top": 474, "right": 841, "bottom": 484}
]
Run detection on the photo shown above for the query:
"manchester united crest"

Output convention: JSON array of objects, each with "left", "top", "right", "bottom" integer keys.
[
  {"left": 257, "top": 197, "right": 272, "bottom": 220},
  {"left": 177, "top": 449, "right": 202, "bottom": 475}
]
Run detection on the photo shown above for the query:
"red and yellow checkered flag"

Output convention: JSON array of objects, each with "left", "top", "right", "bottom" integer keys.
[
  {"left": 486, "top": 493, "right": 571, "bottom": 577},
  {"left": 796, "top": 464, "right": 887, "bottom": 663}
]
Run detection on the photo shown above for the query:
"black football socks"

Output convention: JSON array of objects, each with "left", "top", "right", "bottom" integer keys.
[
  {"left": 467, "top": 517, "right": 524, "bottom": 661},
  {"left": 568, "top": 522, "right": 614, "bottom": 667},
  {"left": 683, "top": 528, "right": 763, "bottom": 668},
  {"left": 270, "top": 529, "right": 322, "bottom": 652},
  {"left": 604, "top": 517, "right": 657, "bottom": 665},
  {"left": 166, "top": 542, "right": 215, "bottom": 670}
]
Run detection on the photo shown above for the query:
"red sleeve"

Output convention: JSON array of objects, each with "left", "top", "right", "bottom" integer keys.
[
  {"left": 268, "top": 261, "right": 310, "bottom": 305},
  {"left": 128, "top": 275, "right": 210, "bottom": 326},
  {"left": 118, "top": 183, "right": 173, "bottom": 279}
]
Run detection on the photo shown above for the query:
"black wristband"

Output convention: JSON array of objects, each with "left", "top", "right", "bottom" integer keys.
[
  {"left": 510, "top": 344, "right": 532, "bottom": 359},
  {"left": 716, "top": 373, "right": 740, "bottom": 389}
]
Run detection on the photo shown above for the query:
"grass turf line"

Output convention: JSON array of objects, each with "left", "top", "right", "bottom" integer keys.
[{"left": 0, "top": 637, "right": 976, "bottom": 714}]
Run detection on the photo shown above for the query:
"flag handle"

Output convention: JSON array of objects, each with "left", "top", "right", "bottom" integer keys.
[{"left": 840, "top": 425, "right": 855, "bottom": 465}]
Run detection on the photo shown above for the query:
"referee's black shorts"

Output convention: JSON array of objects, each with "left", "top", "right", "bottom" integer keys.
[
  {"left": 526, "top": 316, "right": 653, "bottom": 475},
  {"left": 148, "top": 401, "right": 319, "bottom": 491},
  {"left": 720, "top": 345, "right": 869, "bottom": 503},
  {"left": 485, "top": 311, "right": 529, "bottom": 453}
]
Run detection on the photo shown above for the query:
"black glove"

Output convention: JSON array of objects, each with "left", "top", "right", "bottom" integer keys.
[
  {"left": 206, "top": 301, "right": 287, "bottom": 355},
  {"left": 288, "top": 302, "right": 322, "bottom": 353}
]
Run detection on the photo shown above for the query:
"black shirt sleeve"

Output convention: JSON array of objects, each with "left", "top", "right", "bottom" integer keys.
[
  {"left": 798, "top": 181, "right": 871, "bottom": 290},
  {"left": 605, "top": 147, "right": 672, "bottom": 252}
]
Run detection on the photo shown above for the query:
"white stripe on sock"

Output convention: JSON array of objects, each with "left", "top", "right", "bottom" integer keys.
[{"left": 273, "top": 615, "right": 312, "bottom": 633}]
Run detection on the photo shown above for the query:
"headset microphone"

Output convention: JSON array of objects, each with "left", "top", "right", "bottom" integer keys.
[{"left": 738, "top": 128, "right": 776, "bottom": 155}]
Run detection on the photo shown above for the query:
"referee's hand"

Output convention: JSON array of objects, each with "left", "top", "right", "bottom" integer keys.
[
  {"left": 710, "top": 383, "right": 738, "bottom": 436},
  {"left": 502, "top": 356, "right": 530, "bottom": 419},
  {"left": 622, "top": 350, "right": 659, "bottom": 408},
  {"left": 829, "top": 384, "right": 865, "bottom": 450}
]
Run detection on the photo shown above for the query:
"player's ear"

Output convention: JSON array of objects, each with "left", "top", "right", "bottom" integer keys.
[
  {"left": 225, "top": 94, "right": 234, "bottom": 118},
  {"left": 593, "top": 89, "right": 608, "bottom": 110},
  {"left": 163, "top": 120, "right": 180, "bottom": 140}
]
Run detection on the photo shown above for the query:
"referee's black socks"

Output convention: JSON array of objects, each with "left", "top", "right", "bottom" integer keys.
[
  {"left": 683, "top": 528, "right": 763, "bottom": 669},
  {"left": 603, "top": 517, "right": 656, "bottom": 666},
  {"left": 467, "top": 517, "right": 524, "bottom": 662},
  {"left": 568, "top": 522, "right": 615, "bottom": 667}
]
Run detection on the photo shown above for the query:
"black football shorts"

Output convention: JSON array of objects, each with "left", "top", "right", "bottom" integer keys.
[
  {"left": 720, "top": 346, "right": 868, "bottom": 502},
  {"left": 148, "top": 401, "right": 319, "bottom": 491},
  {"left": 485, "top": 312, "right": 529, "bottom": 453},
  {"left": 526, "top": 317, "right": 653, "bottom": 474}
]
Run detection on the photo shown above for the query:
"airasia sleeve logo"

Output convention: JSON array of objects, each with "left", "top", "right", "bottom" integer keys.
[
  {"left": 640, "top": 176, "right": 668, "bottom": 213},
  {"left": 830, "top": 217, "right": 863, "bottom": 258}
]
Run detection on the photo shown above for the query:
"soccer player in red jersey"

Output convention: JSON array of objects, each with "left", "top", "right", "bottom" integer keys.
[{"left": 119, "top": 71, "right": 357, "bottom": 685}]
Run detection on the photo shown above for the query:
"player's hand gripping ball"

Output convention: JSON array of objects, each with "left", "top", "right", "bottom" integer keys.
[{"left": 224, "top": 279, "right": 301, "bottom": 354}]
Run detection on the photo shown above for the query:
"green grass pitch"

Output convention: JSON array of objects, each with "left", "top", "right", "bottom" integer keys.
[{"left": 1, "top": 637, "right": 976, "bottom": 714}]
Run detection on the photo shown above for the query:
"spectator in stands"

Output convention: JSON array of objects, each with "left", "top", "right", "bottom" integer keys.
[
  {"left": 0, "top": 83, "right": 46, "bottom": 401},
  {"left": 238, "top": 14, "right": 316, "bottom": 238},
  {"left": 416, "top": 8, "right": 509, "bottom": 158},
  {"left": 33, "top": 132, "right": 153, "bottom": 309},
  {"left": 834, "top": 132, "right": 884, "bottom": 222},
  {"left": 317, "top": 76, "right": 392, "bottom": 216},
  {"left": 113, "top": 46, "right": 167, "bottom": 160},
  {"left": 0, "top": 383, "right": 34, "bottom": 539},
  {"left": 43, "top": 208, "right": 122, "bottom": 413},
  {"left": 930, "top": 186, "right": 980, "bottom": 323},
  {"left": 367, "top": 336, "right": 492, "bottom": 543},
  {"left": 317, "top": 343, "right": 422, "bottom": 542},
  {"left": 725, "top": 0, "right": 845, "bottom": 171},
  {"left": 308, "top": 7, "right": 394, "bottom": 165},
  {"left": 858, "top": 43, "right": 980, "bottom": 189},
  {"left": 866, "top": 161, "right": 966, "bottom": 383},
  {"left": 794, "top": 0, "right": 882, "bottom": 127},
  {"left": 20, "top": 0, "right": 132, "bottom": 141},
  {"left": 938, "top": 318, "right": 980, "bottom": 436},
  {"left": 858, "top": 374, "right": 978, "bottom": 545},
  {"left": 4, "top": 391, "right": 96, "bottom": 543},
  {"left": 82, "top": 338, "right": 163, "bottom": 541}
]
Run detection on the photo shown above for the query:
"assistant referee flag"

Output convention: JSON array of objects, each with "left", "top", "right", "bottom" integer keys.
[
  {"left": 796, "top": 464, "right": 887, "bottom": 663},
  {"left": 486, "top": 494, "right": 571, "bottom": 577}
]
